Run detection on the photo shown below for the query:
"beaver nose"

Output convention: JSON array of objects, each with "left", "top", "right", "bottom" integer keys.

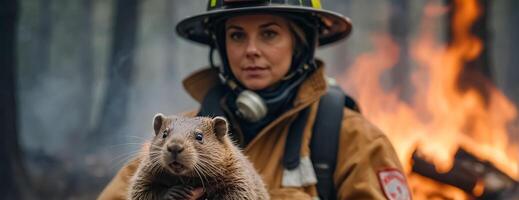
[{"left": 167, "top": 143, "right": 184, "bottom": 155}]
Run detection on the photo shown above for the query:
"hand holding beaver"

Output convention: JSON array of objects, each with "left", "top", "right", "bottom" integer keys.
[
  {"left": 161, "top": 186, "right": 204, "bottom": 200},
  {"left": 128, "top": 114, "right": 269, "bottom": 200}
]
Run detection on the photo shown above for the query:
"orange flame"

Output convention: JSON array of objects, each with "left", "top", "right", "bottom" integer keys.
[{"left": 338, "top": 0, "right": 518, "bottom": 198}]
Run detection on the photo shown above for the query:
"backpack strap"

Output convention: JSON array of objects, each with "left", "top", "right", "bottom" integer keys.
[
  {"left": 283, "top": 107, "right": 311, "bottom": 170},
  {"left": 310, "top": 85, "right": 345, "bottom": 200}
]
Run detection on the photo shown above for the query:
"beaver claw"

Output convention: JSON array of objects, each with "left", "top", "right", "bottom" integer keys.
[{"left": 163, "top": 185, "right": 194, "bottom": 200}]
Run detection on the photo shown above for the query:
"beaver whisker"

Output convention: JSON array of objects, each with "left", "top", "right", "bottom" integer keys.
[
  {"left": 109, "top": 149, "right": 146, "bottom": 169},
  {"left": 195, "top": 163, "right": 212, "bottom": 175},
  {"left": 193, "top": 165, "right": 207, "bottom": 190},
  {"left": 147, "top": 155, "right": 161, "bottom": 165},
  {"left": 197, "top": 160, "right": 224, "bottom": 177},
  {"left": 198, "top": 159, "right": 223, "bottom": 174},
  {"left": 195, "top": 157, "right": 219, "bottom": 169},
  {"left": 116, "top": 150, "right": 144, "bottom": 161},
  {"left": 197, "top": 153, "right": 222, "bottom": 163},
  {"left": 147, "top": 157, "right": 162, "bottom": 168},
  {"left": 106, "top": 142, "right": 147, "bottom": 149},
  {"left": 147, "top": 151, "right": 161, "bottom": 156},
  {"left": 198, "top": 157, "right": 225, "bottom": 170},
  {"left": 196, "top": 151, "right": 221, "bottom": 157},
  {"left": 147, "top": 142, "right": 164, "bottom": 148},
  {"left": 196, "top": 161, "right": 214, "bottom": 178},
  {"left": 147, "top": 154, "right": 163, "bottom": 164},
  {"left": 196, "top": 152, "right": 222, "bottom": 160},
  {"left": 124, "top": 135, "right": 150, "bottom": 141},
  {"left": 148, "top": 158, "right": 166, "bottom": 175},
  {"left": 150, "top": 164, "right": 167, "bottom": 177},
  {"left": 198, "top": 158, "right": 223, "bottom": 169},
  {"left": 147, "top": 144, "right": 165, "bottom": 151}
]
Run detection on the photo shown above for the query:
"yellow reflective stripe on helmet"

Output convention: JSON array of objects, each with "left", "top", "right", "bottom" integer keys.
[
  {"left": 311, "top": 0, "right": 321, "bottom": 9},
  {"left": 211, "top": 0, "right": 217, "bottom": 8}
]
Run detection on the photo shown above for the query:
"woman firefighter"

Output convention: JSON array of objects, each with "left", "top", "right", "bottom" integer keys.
[{"left": 99, "top": 0, "right": 411, "bottom": 199}]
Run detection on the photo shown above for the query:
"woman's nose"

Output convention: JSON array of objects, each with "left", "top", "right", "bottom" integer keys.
[{"left": 245, "top": 39, "right": 260, "bottom": 59}]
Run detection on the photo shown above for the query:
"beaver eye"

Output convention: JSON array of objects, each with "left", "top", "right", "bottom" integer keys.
[
  {"left": 162, "top": 129, "right": 169, "bottom": 139},
  {"left": 195, "top": 132, "right": 203, "bottom": 143}
]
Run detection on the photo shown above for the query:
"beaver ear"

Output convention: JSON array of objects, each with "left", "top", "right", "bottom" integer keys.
[
  {"left": 153, "top": 113, "right": 165, "bottom": 135},
  {"left": 212, "top": 116, "right": 228, "bottom": 139}
]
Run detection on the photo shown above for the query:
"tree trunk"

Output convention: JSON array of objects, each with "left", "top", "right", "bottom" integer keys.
[
  {"left": 506, "top": 0, "right": 519, "bottom": 105},
  {"left": 75, "top": 0, "right": 94, "bottom": 136},
  {"left": 90, "top": 0, "right": 140, "bottom": 146},
  {"left": 33, "top": 0, "right": 52, "bottom": 81},
  {"left": 506, "top": 0, "right": 519, "bottom": 144},
  {"left": 0, "top": 0, "right": 32, "bottom": 199}
]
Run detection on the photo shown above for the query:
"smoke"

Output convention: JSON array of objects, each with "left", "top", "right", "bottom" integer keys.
[
  {"left": 19, "top": 73, "right": 83, "bottom": 154},
  {"left": 13, "top": 0, "right": 519, "bottom": 198}
]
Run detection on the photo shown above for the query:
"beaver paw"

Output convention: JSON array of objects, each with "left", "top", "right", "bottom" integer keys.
[{"left": 163, "top": 185, "right": 194, "bottom": 200}]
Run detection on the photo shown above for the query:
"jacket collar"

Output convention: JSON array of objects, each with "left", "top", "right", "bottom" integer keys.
[{"left": 182, "top": 60, "right": 328, "bottom": 107}]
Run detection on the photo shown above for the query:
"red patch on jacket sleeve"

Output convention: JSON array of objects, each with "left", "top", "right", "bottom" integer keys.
[{"left": 377, "top": 169, "right": 412, "bottom": 200}]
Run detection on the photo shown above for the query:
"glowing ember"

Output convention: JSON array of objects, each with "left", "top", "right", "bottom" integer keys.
[{"left": 337, "top": 0, "right": 519, "bottom": 198}]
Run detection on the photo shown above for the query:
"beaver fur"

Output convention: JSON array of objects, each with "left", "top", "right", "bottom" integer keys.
[{"left": 128, "top": 114, "right": 269, "bottom": 200}]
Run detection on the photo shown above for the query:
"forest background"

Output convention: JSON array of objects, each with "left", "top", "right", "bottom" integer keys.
[{"left": 1, "top": 0, "right": 518, "bottom": 199}]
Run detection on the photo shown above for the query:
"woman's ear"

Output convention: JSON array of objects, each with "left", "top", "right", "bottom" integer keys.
[
  {"left": 212, "top": 116, "right": 228, "bottom": 139},
  {"left": 153, "top": 113, "right": 165, "bottom": 135}
]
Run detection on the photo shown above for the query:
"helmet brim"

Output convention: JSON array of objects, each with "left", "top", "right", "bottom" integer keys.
[{"left": 176, "top": 5, "right": 352, "bottom": 47}]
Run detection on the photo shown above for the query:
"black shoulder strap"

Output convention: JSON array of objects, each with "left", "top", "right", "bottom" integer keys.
[
  {"left": 311, "top": 85, "right": 361, "bottom": 199},
  {"left": 283, "top": 107, "right": 311, "bottom": 170},
  {"left": 310, "top": 85, "right": 345, "bottom": 200}
]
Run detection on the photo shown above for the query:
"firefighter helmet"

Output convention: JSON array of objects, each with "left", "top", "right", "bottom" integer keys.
[{"left": 176, "top": 0, "right": 352, "bottom": 46}]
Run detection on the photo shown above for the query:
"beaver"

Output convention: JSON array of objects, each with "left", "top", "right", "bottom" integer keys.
[{"left": 128, "top": 114, "right": 269, "bottom": 200}]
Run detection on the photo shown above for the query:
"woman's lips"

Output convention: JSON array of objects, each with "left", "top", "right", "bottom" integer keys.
[{"left": 242, "top": 66, "right": 268, "bottom": 77}]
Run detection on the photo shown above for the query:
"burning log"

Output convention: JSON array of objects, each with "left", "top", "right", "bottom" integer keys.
[
  {"left": 337, "top": 0, "right": 519, "bottom": 198},
  {"left": 412, "top": 148, "right": 519, "bottom": 199}
]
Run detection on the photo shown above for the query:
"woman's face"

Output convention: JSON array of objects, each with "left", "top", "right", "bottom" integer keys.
[{"left": 225, "top": 14, "right": 294, "bottom": 91}]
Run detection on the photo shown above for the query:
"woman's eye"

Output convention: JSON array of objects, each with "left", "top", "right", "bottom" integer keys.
[
  {"left": 229, "top": 32, "right": 245, "bottom": 41},
  {"left": 162, "top": 129, "right": 169, "bottom": 139},
  {"left": 262, "top": 30, "right": 278, "bottom": 39},
  {"left": 195, "top": 132, "right": 204, "bottom": 142}
]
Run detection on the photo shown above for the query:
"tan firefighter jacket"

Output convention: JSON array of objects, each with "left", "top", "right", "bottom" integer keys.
[{"left": 98, "top": 62, "right": 410, "bottom": 200}]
